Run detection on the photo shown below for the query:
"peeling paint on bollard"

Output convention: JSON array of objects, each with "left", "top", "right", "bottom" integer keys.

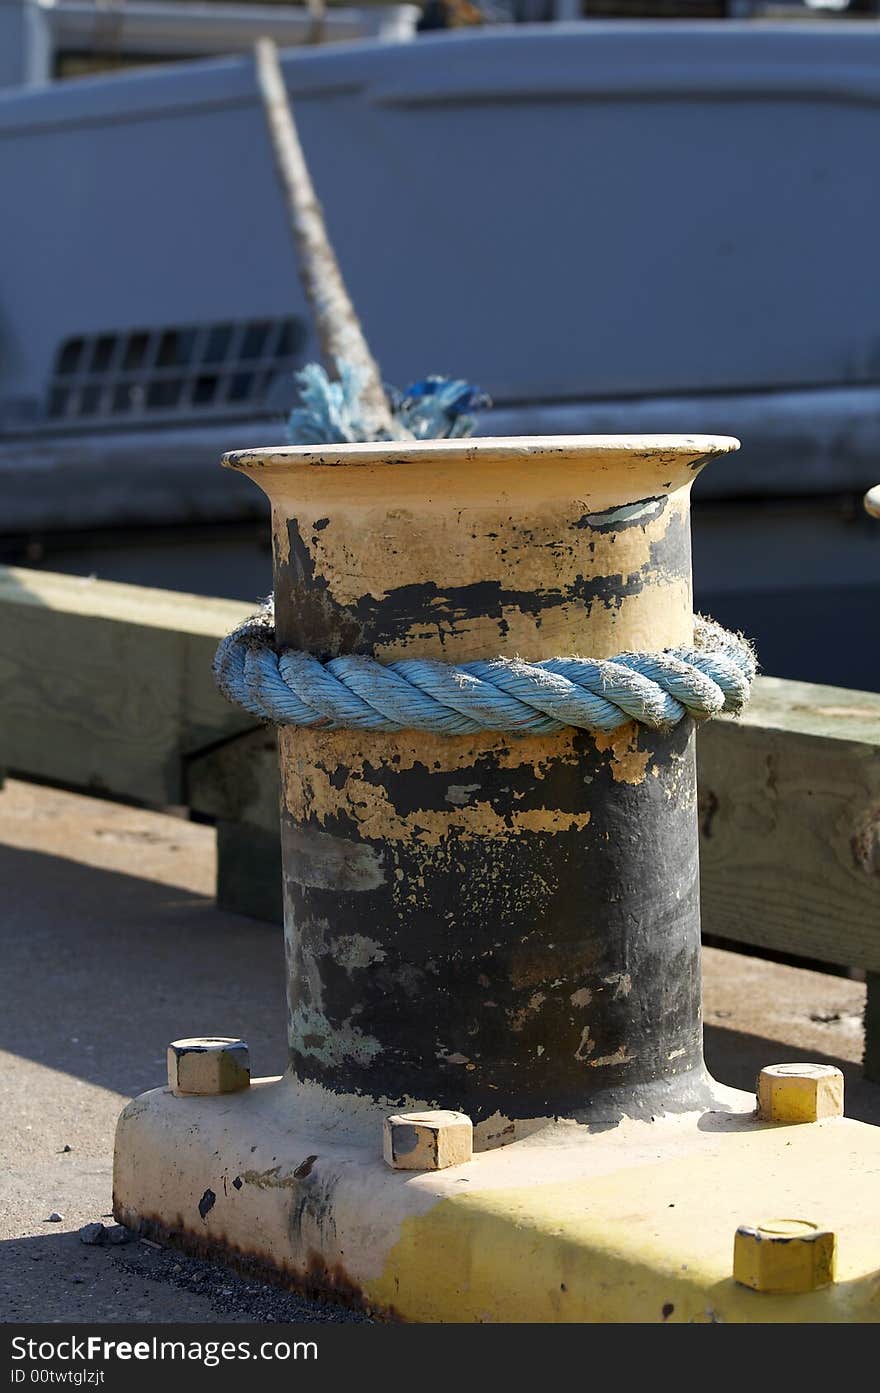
[{"left": 224, "top": 436, "right": 734, "bottom": 1131}]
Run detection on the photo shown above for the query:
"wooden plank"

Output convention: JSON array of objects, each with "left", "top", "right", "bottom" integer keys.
[
  {"left": 0, "top": 566, "right": 257, "bottom": 805},
  {"left": 216, "top": 821, "right": 283, "bottom": 925},
  {"left": 733, "top": 674, "right": 880, "bottom": 746},
  {"left": 865, "top": 974, "right": 880, "bottom": 1084},
  {"left": 187, "top": 728, "right": 282, "bottom": 921},
  {"left": 699, "top": 676, "right": 880, "bottom": 972},
  {"left": 187, "top": 727, "right": 279, "bottom": 828}
]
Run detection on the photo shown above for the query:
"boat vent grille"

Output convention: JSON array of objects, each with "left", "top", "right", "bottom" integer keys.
[{"left": 46, "top": 318, "right": 307, "bottom": 425}]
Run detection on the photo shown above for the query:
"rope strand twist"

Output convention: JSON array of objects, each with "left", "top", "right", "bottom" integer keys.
[{"left": 213, "top": 607, "right": 756, "bottom": 736}]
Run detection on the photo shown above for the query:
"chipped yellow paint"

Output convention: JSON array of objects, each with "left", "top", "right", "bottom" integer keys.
[
  {"left": 603, "top": 972, "right": 632, "bottom": 999},
  {"left": 276, "top": 710, "right": 675, "bottom": 855},
  {"left": 283, "top": 724, "right": 586, "bottom": 784},
  {"left": 271, "top": 505, "right": 291, "bottom": 570},
  {"left": 506, "top": 808, "right": 592, "bottom": 833},
  {"left": 574, "top": 1026, "right": 595, "bottom": 1061},
  {"left": 272, "top": 498, "right": 693, "bottom": 663},
  {"left": 593, "top": 723, "right": 652, "bottom": 785},
  {"left": 279, "top": 727, "right": 597, "bottom": 843},
  {"left": 239, "top": 437, "right": 717, "bottom": 665},
  {"left": 587, "top": 1045, "right": 636, "bottom": 1069},
  {"left": 329, "top": 784, "right": 592, "bottom": 845},
  {"left": 289, "top": 494, "right": 680, "bottom": 608},
  {"left": 509, "top": 991, "right": 547, "bottom": 1033}
]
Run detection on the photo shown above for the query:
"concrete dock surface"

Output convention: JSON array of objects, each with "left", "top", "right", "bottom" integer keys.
[{"left": 1, "top": 777, "right": 876, "bottom": 1323}]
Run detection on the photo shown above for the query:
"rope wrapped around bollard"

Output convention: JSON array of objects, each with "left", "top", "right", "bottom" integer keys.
[{"left": 213, "top": 607, "right": 756, "bottom": 736}]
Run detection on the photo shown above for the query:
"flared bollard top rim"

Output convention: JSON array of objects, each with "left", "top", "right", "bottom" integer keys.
[{"left": 223, "top": 433, "right": 740, "bottom": 476}]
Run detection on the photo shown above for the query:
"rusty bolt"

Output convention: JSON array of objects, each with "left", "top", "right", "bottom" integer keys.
[
  {"left": 734, "top": 1219, "right": 837, "bottom": 1293},
  {"left": 756, "top": 1063, "right": 844, "bottom": 1123},
  {"left": 864, "top": 485, "right": 880, "bottom": 518},
  {"left": 167, "top": 1038, "right": 250, "bottom": 1096},
  {"left": 383, "top": 1110, "right": 473, "bottom": 1171}
]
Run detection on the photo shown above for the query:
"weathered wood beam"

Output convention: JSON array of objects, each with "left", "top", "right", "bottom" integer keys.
[
  {"left": 187, "top": 726, "right": 281, "bottom": 922},
  {"left": 186, "top": 726, "right": 278, "bottom": 829},
  {"left": 215, "top": 820, "right": 283, "bottom": 925},
  {"left": 865, "top": 974, "right": 880, "bottom": 1084},
  {"left": 698, "top": 676, "right": 880, "bottom": 972},
  {"left": 0, "top": 566, "right": 257, "bottom": 805}
]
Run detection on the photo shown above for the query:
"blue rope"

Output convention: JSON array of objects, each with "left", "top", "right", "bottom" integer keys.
[
  {"left": 287, "top": 361, "right": 491, "bottom": 445},
  {"left": 231, "top": 361, "right": 754, "bottom": 735},
  {"left": 213, "top": 612, "right": 756, "bottom": 736}
]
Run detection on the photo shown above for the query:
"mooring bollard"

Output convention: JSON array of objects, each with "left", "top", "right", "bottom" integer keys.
[
  {"left": 226, "top": 435, "right": 733, "bottom": 1133},
  {"left": 114, "top": 435, "right": 880, "bottom": 1323}
]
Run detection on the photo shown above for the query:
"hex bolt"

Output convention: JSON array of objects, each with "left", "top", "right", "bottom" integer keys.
[
  {"left": 167, "top": 1038, "right": 251, "bottom": 1097},
  {"left": 756, "top": 1063, "right": 844, "bottom": 1123},
  {"left": 383, "top": 1110, "right": 473, "bottom": 1171},
  {"left": 733, "top": 1219, "right": 837, "bottom": 1293}
]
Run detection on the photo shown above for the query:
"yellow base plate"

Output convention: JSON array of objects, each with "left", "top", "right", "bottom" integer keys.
[{"left": 113, "top": 1074, "right": 880, "bottom": 1322}]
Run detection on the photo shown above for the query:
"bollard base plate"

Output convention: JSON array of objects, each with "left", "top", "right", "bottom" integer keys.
[{"left": 113, "top": 1073, "right": 880, "bottom": 1322}]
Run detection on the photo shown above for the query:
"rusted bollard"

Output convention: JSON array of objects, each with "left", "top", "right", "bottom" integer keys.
[
  {"left": 114, "top": 434, "right": 880, "bottom": 1322},
  {"left": 223, "top": 434, "right": 736, "bottom": 1136}
]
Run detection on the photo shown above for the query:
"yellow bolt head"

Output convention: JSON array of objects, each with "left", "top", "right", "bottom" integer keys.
[
  {"left": 756, "top": 1063, "right": 844, "bottom": 1123},
  {"left": 383, "top": 1110, "right": 473, "bottom": 1171},
  {"left": 167, "top": 1037, "right": 250, "bottom": 1096},
  {"left": 734, "top": 1219, "right": 837, "bottom": 1293}
]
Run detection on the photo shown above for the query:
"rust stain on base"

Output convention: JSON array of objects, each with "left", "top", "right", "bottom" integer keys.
[{"left": 112, "top": 1205, "right": 400, "bottom": 1321}]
